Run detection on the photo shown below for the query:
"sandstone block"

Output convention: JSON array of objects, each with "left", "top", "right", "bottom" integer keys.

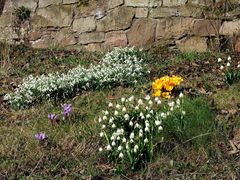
[
  {"left": 125, "top": 0, "right": 149, "bottom": 7},
  {"left": 150, "top": 7, "right": 177, "bottom": 18},
  {"left": 163, "top": 0, "right": 187, "bottom": 6},
  {"left": 32, "top": 5, "right": 73, "bottom": 28},
  {"left": 55, "top": 29, "right": 77, "bottom": 47},
  {"left": 72, "top": 17, "right": 96, "bottom": 33},
  {"left": 191, "top": 19, "right": 221, "bottom": 36},
  {"left": 97, "top": 6, "right": 135, "bottom": 31},
  {"left": 31, "top": 36, "right": 54, "bottom": 49},
  {"left": 39, "top": 0, "right": 61, "bottom": 8},
  {"left": 136, "top": 8, "right": 148, "bottom": 18},
  {"left": 63, "top": 0, "right": 79, "bottom": 4},
  {"left": 108, "top": 0, "right": 124, "bottom": 9},
  {"left": 0, "top": 13, "right": 14, "bottom": 27},
  {"left": 220, "top": 20, "right": 240, "bottom": 36},
  {"left": 84, "top": 43, "right": 102, "bottom": 52},
  {"left": 156, "top": 17, "right": 194, "bottom": 39},
  {"left": 176, "top": 36, "right": 208, "bottom": 52},
  {"left": 235, "top": 37, "right": 240, "bottom": 52},
  {"left": 178, "top": 5, "right": 203, "bottom": 17},
  {"left": 27, "top": 31, "right": 42, "bottom": 41},
  {"left": 78, "top": 32, "right": 105, "bottom": 45},
  {"left": 105, "top": 31, "right": 127, "bottom": 47},
  {"left": 127, "top": 19, "right": 156, "bottom": 47}
]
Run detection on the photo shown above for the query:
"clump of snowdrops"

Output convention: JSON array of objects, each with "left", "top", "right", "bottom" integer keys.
[
  {"left": 98, "top": 93, "right": 185, "bottom": 169},
  {"left": 217, "top": 56, "right": 240, "bottom": 85},
  {"left": 4, "top": 47, "right": 149, "bottom": 108}
]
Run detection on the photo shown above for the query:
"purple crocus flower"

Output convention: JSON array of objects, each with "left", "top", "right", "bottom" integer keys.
[
  {"left": 35, "top": 133, "right": 48, "bottom": 140},
  {"left": 48, "top": 113, "right": 57, "bottom": 120},
  {"left": 62, "top": 103, "right": 72, "bottom": 117}
]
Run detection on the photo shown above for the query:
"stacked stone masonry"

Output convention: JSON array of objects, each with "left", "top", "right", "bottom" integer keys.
[{"left": 0, "top": 0, "right": 240, "bottom": 52}]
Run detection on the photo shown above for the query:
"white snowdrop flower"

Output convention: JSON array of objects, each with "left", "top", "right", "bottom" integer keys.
[
  {"left": 140, "top": 112, "right": 144, "bottom": 117},
  {"left": 102, "top": 125, "right": 106, "bottom": 129},
  {"left": 121, "top": 97, "right": 126, "bottom": 102},
  {"left": 118, "top": 146, "right": 123, "bottom": 151},
  {"left": 111, "top": 141, "right": 116, "bottom": 146},
  {"left": 129, "top": 121, "right": 133, "bottom": 126},
  {"left": 238, "top": 64, "right": 240, "bottom": 68},
  {"left": 119, "top": 152, "right": 124, "bottom": 158},
  {"left": 112, "top": 123, "right": 116, "bottom": 128},
  {"left": 179, "top": 92, "right": 184, "bottom": 98},
  {"left": 126, "top": 143, "right": 129, "bottom": 149},
  {"left": 155, "top": 120, "right": 161, "bottom": 126},
  {"left": 157, "top": 100, "right": 161, "bottom": 105},
  {"left": 109, "top": 117, "right": 114, "bottom": 123},
  {"left": 148, "top": 100, "right": 153, "bottom": 106},
  {"left": 227, "top": 56, "right": 231, "bottom": 61},
  {"left": 103, "top": 116, "right": 107, "bottom": 120},
  {"left": 122, "top": 138, "right": 127, "bottom": 143},
  {"left": 106, "top": 145, "right": 112, "bottom": 150},
  {"left": 145, "top": 127, "right": 149, "bottom": 132},
  {"left": 145, "top": 106, "right": 149, "bottom": 110},
  {"left": 122, "top": 107, "right": 127, "bottom": 112},
  {"left": 158, "top": 126, "right": 163, "bottom": 131},
  {"left": 154, "top": 97, "right": 159, "bottom": 102},
  {"left": 176, "top": 99, "right": 180, "bottom": 105},
  {"left": 145, "top": 95, "right": 151, "bottom": 100},
  {"left": 130, "top": 132, "right": 134, "bottom": 139},
  {"left": 220, "top": 65, "right": 224, "bottom": 70},
  {"left": 226, "top": 62, "right": 230, "bottom": 67},
  {"left": 98, "top": 118, "right": 102, "bottom": 123},
  {"left": 217, "top": 58, "right": 222, "bottom": 62},
  {"left": 99, "top": 147, "right": 103, "bottom": 152},
  {"left": 130, "top": 139, "right": 134, "bottom": 143},
  {"left": 111, "top": 135, "right": 115, "bottom": 140},
  {"left": 100, "top": 132, "right": 104, "bottom": 137},
  {"left": 116, "top": 104, "right": 121, "bottom": 109},
  {"left": 120, "top": 128, "right": 124, "bottom": 133},
  {"left": 135, "top": 106, "right": 139, "bottom": 110},
  {"left": 144, "top": 138, "right": 148, "bottom": 144},
  {"left": 114, "top": 111, "right": 119, "bottom": 116},
  {"left": 168, "top": 101, "right": 175, "bottom": 107},
  {"left": 182, "top": 111, "right": 186, "bottom": 115},
  {"left": 138, "top": 99, "right": 143, "bottom": 105},
  {"left": 150, "top": 110, "right": 153, "bottom": 114},
  {"left": 108, "top": 102, "right": 113, "bottom": 107},
  {"left": 166, "top": 111, "right": 170, "bottom": 116},
  {"left": 146, "top": 114, "right": 151, "bottom": 119},
  {"left": 117, "top": 136, "right": 120, "bottom": 140},
  {"left": 135, "top": 123, "right": 140, "bottom": 128},
  {"left": 170, "top": 107, "right": 174, "bottom": 111},
  {"left": 104, "top": 110, "right": 109, "bottom": 115},
  {"left": 124, "top": 114, "right": 130, "bottom": 120},
  {"left": 139, "top": 132, "right": 143, "bottom": 137},
  {"left": 128, "top": 96, "right": 134, "bottom": 102}
]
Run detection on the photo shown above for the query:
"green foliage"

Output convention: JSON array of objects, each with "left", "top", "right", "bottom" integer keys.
[
  {"left": 15, "top": 6, "right": 31, "bottom": 21},
  {"left": 163, "top": 97, "right": 216, "bottom": 147},
  {"left": 224, "top": 70, "right": 240, "bottom": 85}
]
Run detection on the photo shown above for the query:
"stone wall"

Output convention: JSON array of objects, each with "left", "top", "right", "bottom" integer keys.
[{"left": 0, "top": 0, "right": 240, "bottom": 52}]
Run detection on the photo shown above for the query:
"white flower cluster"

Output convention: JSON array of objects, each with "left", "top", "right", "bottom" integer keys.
[
  {"left": 218, "top": 56, "right": 240, "bottom": 70},
  {"left": 4, "top": 47, "right": 148, "bottom": 108},
  {"left": 98, "top": 93, "right": 185, "bottom": 168}
]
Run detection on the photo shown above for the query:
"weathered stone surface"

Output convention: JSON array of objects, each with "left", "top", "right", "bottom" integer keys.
[
  {"left": 0, "top": 27, "right": 18, "bottom": 42},
  {"left": 14, "top": 0, "right": 38, "bottom": 12},
  {"left": 235, "top": 37, "right": 240, "bottom": 52},
  {"left": 78, "top": 32, "right": 105, "bottom": 45},
  {"left": 2, "top": 0, "right": 14, "bottom": 13},
  {"left": 27, "top": 31, "right": 42, "bottom": 41},
  {"left": 190, "top": 0, "right": 211, "bottom": 6},
  {"left": 136, "top": 8, "right": 148, "bottom": 18},
  {"left": 150, "top": 7, "right": 177, "bottom": 18},
  {"left": 105, "top": 31, "right": 127, "bottom": 47},
  {"left": 149, "top": 0, "right": 162, "bottom": 7},
  {"left": 127, "top": 19, "right": 156, "bottom": 47},
  {"left": 178, "top": 5, "right": 203, "bottom": 17},
  {"left": 125, "top": 0, "right": 149, "bottom": 7},
  {"left": 55, "top": 29, "right": 77, "bottom": 47},
  {"left": 191, "top": 19, "right": 221, "bottom": 36},
  {"left": 176, "top": 36, "right": 208, "bottom": 52},
  {"left": 32, "top": 5, "right": 73, "bottom": 27},
  {"left": 31, "top": 36, "right": 54, "bottom": 49},
  {"left": 108, "top": 0, "right": 124, "bottom": 9},
  {"left": 163, "top": 0, "right": 187, "bottom": 6},
  {"left": 63, "top": 0, "right": 79, "bottom": 4},
  {"left": 97, "top": 6, "right": 135, "bottom": 31},
  {"left": 0, "top": 13, "right": 14, "bottom": 27},
  {"left": 220, "top": 20, "right": 240, "bottom": 36},
  {"left": 156, "top": 17, "right": 194, "bottom": 39},
  {"left": 84, "top": 43, "right": 102, "bottom": 52},
  {"left": 39, "top": 0, "right": 61, "bottom": 8},
  {"left": 75, "top": 0, "right": 107, "bottom": 18},
  {"left": 72, "top": 17, "right": 96, "bottom": 33}
]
